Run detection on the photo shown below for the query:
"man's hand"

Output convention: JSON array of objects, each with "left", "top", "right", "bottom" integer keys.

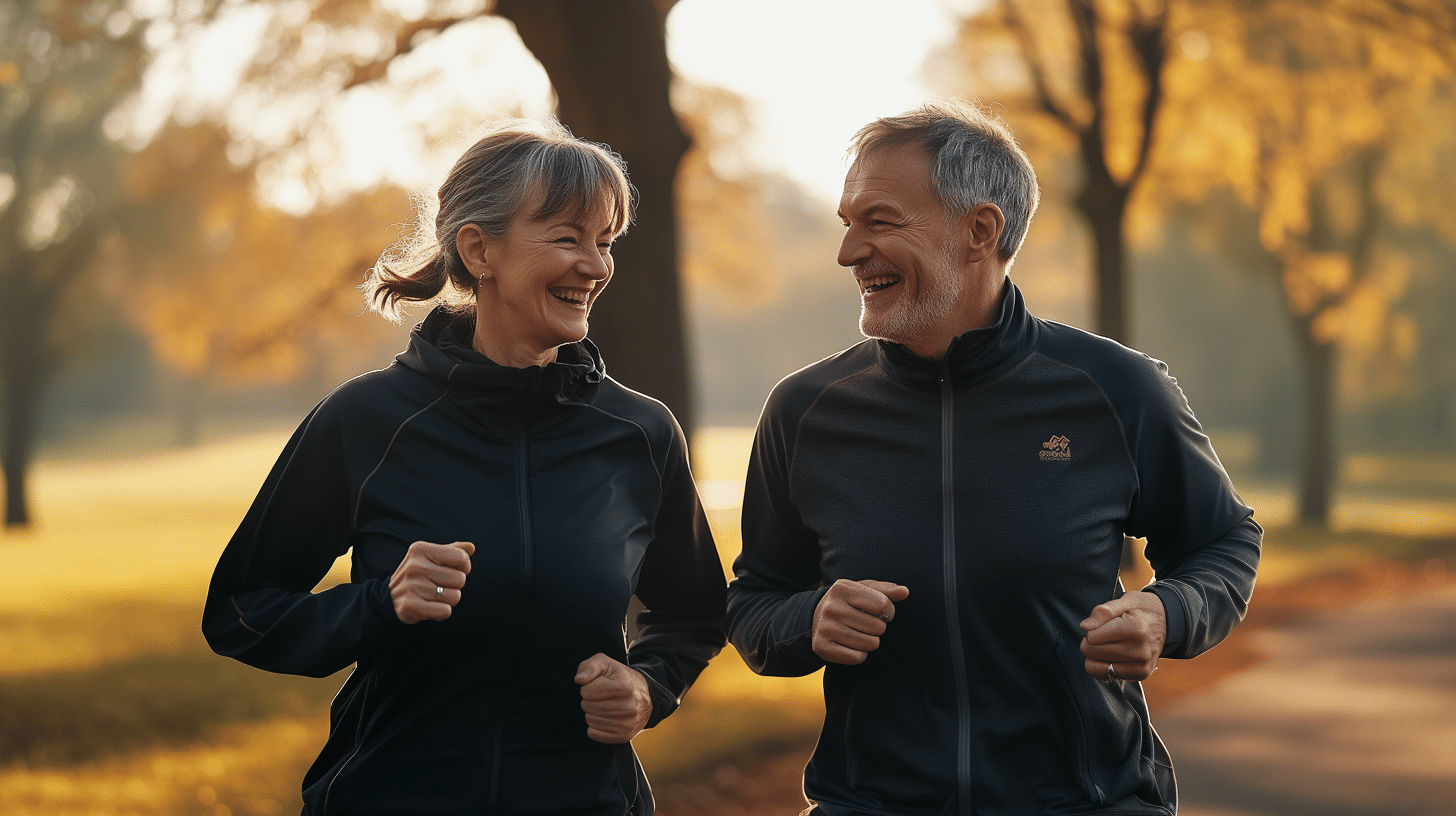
[
  {"left": 812, "top": 579, "right": 910, "bottom": 665},
  {"left": 388, "top": 541, "right": 475, "bottom": 624},
  {"left": 575, "top": 653, "right": 653, "bottom": 744},
  {"left": 1080, "top": 591, "right": 1167, "bottom": 681}
]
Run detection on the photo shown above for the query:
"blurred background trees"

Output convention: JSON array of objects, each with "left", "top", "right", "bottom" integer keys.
[
  {"left": 0, "top": 0, "right": 170, "bottom": 527},
  {"left": 935, "top": 0, "right": 1456, "bottom": 527},
  {"left": 1, "top": 0, "right": 1453, "bottom": 533}
]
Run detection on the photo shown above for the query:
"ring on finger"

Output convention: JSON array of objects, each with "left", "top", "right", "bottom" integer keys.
[
  {"left": 1106, "top": 662, "right": 1118, "bottom": 681},
  {"left": 435, "top": 586, "right": 445, "bottom": 598}
]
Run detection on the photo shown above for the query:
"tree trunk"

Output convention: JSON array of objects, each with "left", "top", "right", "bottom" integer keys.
[
  {"left": 1075, "top": 162, "right": 1131, "bottom": 344},
  {"left": 1, "top": 265, "right": 45, "bottom": 529},
  {"left": 497, "top": 0, "right": 694, "bottom": 431},
  {"left": 1290, "top": 317, "right": 1336, "bottom": 527}
]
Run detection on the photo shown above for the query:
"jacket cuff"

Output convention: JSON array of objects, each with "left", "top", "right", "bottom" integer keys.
[
  {"left": 638, "top": 670, "right": 680, "bottom": 729},
  {"left": 1143, "top": 582, "right": 1187, "bottom": 657},
  {"left": 365, "top": 578, "right": 411, "bottom": 633}
]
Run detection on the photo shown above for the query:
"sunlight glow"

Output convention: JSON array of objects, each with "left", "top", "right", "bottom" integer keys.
[{"left": 667, "top": 0, "right": 963, "bottom": 203}]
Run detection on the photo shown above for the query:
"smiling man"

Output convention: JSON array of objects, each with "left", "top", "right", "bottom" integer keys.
[{"left": 726, "top": 100, "right": 1262, "bottom": 816}]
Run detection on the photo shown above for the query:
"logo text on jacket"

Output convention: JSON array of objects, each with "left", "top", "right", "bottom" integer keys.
[{"left": 1039, "top": 435, "right": 1071, "bottom": 461}]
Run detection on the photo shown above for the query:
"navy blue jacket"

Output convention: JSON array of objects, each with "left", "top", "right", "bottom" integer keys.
[
  {"left": 727, "top": 282, "right": 1260, "bottom": 816},
  {"left": 203, "top": 308, "right": 726, "bottom": 815}
]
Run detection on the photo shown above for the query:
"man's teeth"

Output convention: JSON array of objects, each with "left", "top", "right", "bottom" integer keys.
[{"left": 862, "top": 276, "right": 899, "bottom": 293}]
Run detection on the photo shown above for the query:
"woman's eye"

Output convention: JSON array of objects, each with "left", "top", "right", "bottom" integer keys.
[
  {"left": 556, "top": 236, "right": 579, "bottom": 245},
  {"left": 597, "top": 242, "right": 614, "bottom": 251}
]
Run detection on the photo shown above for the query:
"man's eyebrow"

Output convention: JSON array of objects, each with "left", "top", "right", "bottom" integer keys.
[{"left": 843, "top": 201, "right": 902, "bottom": 220}]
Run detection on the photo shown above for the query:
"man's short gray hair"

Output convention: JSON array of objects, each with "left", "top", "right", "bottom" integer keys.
[{"left": 849, "top": 98, "right": 1040, "bottom": 266}]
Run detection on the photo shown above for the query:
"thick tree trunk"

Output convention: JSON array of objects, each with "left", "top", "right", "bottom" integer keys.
[
  {"left": 1291, "top": 318, "right": 1337, "bottom": 527},
  {"left": 497, "top": 0, "right": 694, "bottom": 431}
]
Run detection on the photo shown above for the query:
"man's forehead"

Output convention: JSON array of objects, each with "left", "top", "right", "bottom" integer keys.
[{"left": 840, "top": 145, "right": 936, "bottom": 207}]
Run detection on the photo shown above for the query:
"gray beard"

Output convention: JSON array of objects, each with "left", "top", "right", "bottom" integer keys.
[{"left": 857, "top": 248, "right": 963, "bottom": 350}]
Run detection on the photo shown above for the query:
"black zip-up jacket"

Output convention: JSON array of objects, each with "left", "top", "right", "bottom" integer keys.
[
  {"left": 203, "top": 308, "right": 726, "bottom": 816},
  {"left": 727, "top": 282, "right": 1261, "bottom": 816}
]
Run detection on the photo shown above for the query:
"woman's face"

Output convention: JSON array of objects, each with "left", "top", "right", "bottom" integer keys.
[{"left": 469, "top": 196, "right": 617, "bottom": 365}]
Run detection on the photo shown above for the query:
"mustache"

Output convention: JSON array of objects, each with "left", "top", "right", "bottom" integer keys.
[{"left": 852, "top": 261, "right": 899, "bottom": 278}]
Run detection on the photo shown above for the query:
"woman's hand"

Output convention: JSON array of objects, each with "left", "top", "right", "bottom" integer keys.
[
  {"left": 574, "top": 653, "right": 652, "bottom": 744},
  {"left": 388, "top": 541, "right": 475, "bottom": 624}
]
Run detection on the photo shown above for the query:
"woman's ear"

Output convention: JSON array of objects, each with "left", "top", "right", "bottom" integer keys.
[
  {"left": 962, "top": 203, "right": 1005, "bottom": 264},
  {"left": 456, "top": 224, "right": 491, "bottom": 282}
]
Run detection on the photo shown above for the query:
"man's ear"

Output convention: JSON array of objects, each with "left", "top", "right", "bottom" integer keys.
[
  {"left": 456, "top": 224, "right": 491, "bottom": 282},
  {"left": 962, "top": 203, "right": 1004, "bottom": 264}
]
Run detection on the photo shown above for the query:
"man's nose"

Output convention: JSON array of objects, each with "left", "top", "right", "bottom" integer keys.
[{"left": 837, "top": 227, "right": 869, "bottom": 269}]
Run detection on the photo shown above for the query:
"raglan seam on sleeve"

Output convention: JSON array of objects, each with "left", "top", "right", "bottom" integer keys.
[
  {"left": 587, "top": 403, "right": 664, "bottom": 490},
  {"left": 1032, "top": 351, "right": 1140, "bottom": 488},
  {"left": 786, "top": 363, "right": 880, "bottom": 501},
  {"left": 352, "top": 383, "right": 456, "bottom": 533}
]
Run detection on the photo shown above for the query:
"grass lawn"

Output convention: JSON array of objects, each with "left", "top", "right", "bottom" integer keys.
[{"left": 1, "top": 428, "right": 1452, "bottom": 815}]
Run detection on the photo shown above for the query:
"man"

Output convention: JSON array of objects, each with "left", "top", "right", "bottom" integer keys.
[{"left": 726, "top": 99, "right": 1261, "bottom": 816}]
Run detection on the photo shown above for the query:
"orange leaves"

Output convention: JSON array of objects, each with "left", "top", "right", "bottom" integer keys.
[{"left": 120, "top": 120, "right": 412, "bottom": 387}]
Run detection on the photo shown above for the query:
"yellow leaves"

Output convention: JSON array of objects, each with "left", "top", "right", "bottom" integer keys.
[
  {"left": 1283, "top": 251, "right": 1351, "bottom": 318},
  {"left": 1289, "top": 248, "right": 1411, "bottom": 355},
  {"left": 120, "top": 121, "right": 413, "bottom": 388},
  {"left": 1260, "top": 162, "right": 1311, "bottom": 252}
]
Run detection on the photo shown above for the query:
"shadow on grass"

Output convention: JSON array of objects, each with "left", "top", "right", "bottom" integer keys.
[{"left": 0, "top": 652, "right": 343, "bottom": 768}]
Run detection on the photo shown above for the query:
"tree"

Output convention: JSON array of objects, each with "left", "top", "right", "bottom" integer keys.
[
  {"left": 223, "top": 0, "right": 697, "bottom": 428},
  {"left": 496, "top": 0, "right": 694, "bottom": 428},
  {"left": 0, "top": 0, "right": 153, "bottom": 527},
  {"left": 1156, "top": 0, "right": 1456, "bottom": 525},
  {"left": 936, "top": 0, "right": 1173, "bottom": 343},
  {"left": 118, "top": 121, "right": 411, "bottom": 445}
]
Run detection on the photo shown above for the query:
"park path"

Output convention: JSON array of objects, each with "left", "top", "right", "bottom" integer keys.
[{"left": 1160, "top": 582, "right": 1456, "bottom": 816}]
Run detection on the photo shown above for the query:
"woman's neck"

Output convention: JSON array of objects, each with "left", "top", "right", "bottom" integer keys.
[{"left": 471, "top": 322, "right": 559, "bottom": 369}]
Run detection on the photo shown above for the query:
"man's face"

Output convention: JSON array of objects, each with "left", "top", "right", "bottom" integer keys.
[{"left": 837, "top": 144, "right": 966, "bottom": 355}]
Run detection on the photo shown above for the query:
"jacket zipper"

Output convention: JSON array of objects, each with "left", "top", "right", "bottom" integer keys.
[
  {"left": 487, "top": 416, "right": 536, "bottom": 811},
  {"left": 940, "top": 366, "right": 973, "bottom": 815},
  {"left": 322, "top": 670, "right": 375, "bottom": 814}
]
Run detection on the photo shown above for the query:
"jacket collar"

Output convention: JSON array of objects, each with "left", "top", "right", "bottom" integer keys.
[
  {"left": 875, "top": 279, "right": 1037, "bottom": 392},
  {"left": 395, "top": 307, "right": 604, "bottom": 410}
]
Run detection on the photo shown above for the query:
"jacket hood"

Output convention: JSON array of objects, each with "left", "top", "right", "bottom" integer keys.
[
  {"left": 877, "top": 278, "right": 1039, "bottom": 392},
  {"left": 395, "top": 307, "right": 605, "bottom": 409}
]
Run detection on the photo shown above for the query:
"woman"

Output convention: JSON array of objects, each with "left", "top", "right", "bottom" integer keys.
[{"left": 202, "top": 119, "right": 727, "bottom": 815}]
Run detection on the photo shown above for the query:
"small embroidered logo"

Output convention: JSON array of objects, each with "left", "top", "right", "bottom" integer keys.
[{"left": 1039, "top": 435, "right": 1071, "bottom": 461}]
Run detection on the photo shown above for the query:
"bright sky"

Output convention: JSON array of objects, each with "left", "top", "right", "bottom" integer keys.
[
  {"left": 124, "top": 0, "right": 973, "bottom": 210},
  {"left": 667, "top": 0, "right": 966, "bottom": 203}
]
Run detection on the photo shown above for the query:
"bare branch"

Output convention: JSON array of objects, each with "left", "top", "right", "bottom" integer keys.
[
  {"left": 343, "top": 15, "right": 478, "bottom": 90},
  {"left": 1127, "top": 3, "right": 1169, "bottom": 184},
  {"left": 1002, "top": 0, "right": 1081, "bottom": 132}
]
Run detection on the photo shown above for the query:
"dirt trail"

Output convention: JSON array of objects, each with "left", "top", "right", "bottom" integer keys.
[{"left": 1160, "top": 582, "right": 1456, "bottom": 816}]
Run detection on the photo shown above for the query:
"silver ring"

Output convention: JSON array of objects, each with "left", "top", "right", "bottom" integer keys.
[
  {"left": 1106, "top": 663, "right": 1118, "bottom": 681},
  {"left": 435, "top": 586, "right": 445, "bottom": 597}
]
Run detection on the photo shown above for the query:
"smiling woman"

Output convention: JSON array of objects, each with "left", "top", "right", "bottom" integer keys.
[{"left": 201, "top": 118, "right": 727, "bottom": 816}]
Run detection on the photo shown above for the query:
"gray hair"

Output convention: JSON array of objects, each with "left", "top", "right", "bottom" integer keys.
[
  {"left": 849, "top": 98, "right": 1040, "bottom": 266},
  {"left": 365, "top": 117, "right": 635, "bottom": 321}
]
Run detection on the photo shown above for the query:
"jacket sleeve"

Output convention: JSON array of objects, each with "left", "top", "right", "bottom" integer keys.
[
  {"left": 201, "top": 398, "right": 407, "bottom": 678},
  {"left": 724, "top": 384, "right": 831, "bottom": 678},
  {"left": 628, "top": 414, "right": 728, "bottom": 728},
  {"left": 1121, "top": 357, "right": 1263, "bottom": 660}
]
